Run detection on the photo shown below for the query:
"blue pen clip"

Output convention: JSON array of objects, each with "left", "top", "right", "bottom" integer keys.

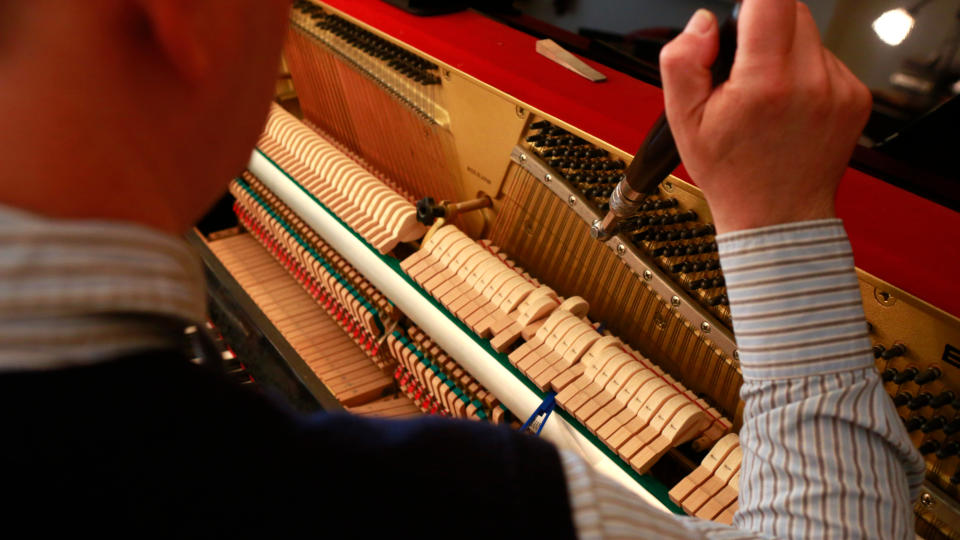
[{"left": 519, "top": 391, "right": 557, "bottom": 436}]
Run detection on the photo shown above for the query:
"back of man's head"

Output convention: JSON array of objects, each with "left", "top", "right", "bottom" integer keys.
[{"left": 0, "top": 0, "right": 291, "bottom": 234}]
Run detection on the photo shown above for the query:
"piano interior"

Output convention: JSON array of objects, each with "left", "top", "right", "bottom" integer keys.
[{"left": 189, "top": 1, "right": 960, "bottom": 537}]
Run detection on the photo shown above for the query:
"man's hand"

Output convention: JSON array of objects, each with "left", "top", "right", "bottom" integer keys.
[{"left": 660, "top": 0, "right": 872, "bottom": 234}]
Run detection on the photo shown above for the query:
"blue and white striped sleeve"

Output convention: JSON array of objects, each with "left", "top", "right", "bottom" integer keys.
[
  {"left": 719, "top": 219, "right": 925, "bottom": 539},
  {"left": 557, "top": 219, "right": 926, "bottom": 540}
]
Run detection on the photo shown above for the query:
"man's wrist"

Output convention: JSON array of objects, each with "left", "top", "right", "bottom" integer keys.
[{"left": 716, "top": 219, "right": 874, "bottom": 380}]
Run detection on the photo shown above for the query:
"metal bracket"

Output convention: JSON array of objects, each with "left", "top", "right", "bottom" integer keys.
[{"left": 918, "top": 482, "right": 960, "bottom": 535}]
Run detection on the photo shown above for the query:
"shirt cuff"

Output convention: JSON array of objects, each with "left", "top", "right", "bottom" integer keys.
[{"left": 716, "top": 219, "right": 873, "bottom": 380}]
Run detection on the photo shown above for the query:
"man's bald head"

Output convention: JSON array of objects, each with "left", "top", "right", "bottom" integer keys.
[{"left": 0, "top": 0, "right": 291, "bottom": 234}]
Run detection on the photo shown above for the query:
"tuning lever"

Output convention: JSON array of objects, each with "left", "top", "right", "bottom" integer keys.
[{"left": 591, "top": 3, "right": 740, "bottom": 240}]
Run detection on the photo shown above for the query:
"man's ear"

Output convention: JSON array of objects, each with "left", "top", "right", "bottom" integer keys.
[{"left": 138, "top": 0, "right": 210, "bottom": 84}]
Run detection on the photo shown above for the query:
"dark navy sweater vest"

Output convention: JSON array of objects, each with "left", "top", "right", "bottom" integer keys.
[{"left": 0, "top": 352, "right": 577, "bottom": 538}]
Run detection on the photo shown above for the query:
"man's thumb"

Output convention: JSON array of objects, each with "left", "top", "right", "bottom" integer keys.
[{"left": 660, "top": 9, "right": 719, "bottom": 128}]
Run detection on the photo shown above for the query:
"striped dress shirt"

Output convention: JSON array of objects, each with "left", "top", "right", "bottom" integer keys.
[
  {"left": 560, "top": 219, "right": 926, "bottom": 539},
  {"left": 0, "top": 206, "right": 926, "bottom": 538},
  {"left": 0, "top": 205, "right": 205, "bottom": 370}
]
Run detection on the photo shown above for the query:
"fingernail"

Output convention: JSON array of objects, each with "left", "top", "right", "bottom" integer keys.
[{"left": 685, "top": 9, "right": 713, "bottom": 35}]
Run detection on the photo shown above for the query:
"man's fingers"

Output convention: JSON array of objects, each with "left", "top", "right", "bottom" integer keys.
[
  {"left": 792, "top": 3, "right": 828, "bottom": 88},
  {"left": 735, "top": 0, "right": 796, "bottom": 68},
  {"left": 660, "top": 9, "right": 719, "bottom": 128}
]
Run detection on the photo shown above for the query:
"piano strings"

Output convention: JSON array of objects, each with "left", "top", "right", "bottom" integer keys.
[{"left": 491, "top": 164, "right": 744, "bottom": 427}]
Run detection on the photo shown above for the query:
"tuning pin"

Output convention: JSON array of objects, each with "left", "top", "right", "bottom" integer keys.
[
  {"left": 905, "top": 415, "right": 927, "bottom": 432},
  {"left": 882, "top": 344, "right": 907, "bottom": 360},
  {"left": 952, "top": 467, "right": 960, "bottom": 485},
  {"left": 945, "top": 418, "right": 960, "bottom": 435},
  {"left": 915, "top": 367, "right": 942, "bottom": 385},
  {"left": 709, "top": 294, "right": 729, "bottom": 306},
  {"left": 922, "top": 415, "right": 947, "bottom": 433},
  {"left": 937, "top": 441, "right": 960, "bottom": 459},
  {"left": 893, "top": 392, "right": 912, "bottom": 407},
  {"left": 893, "top": 367, "right": 918, "bottom": 385},
  {"left": 909, "top": 392, "right": 933, "bottom": 410},
  {"left": 881, "top": 368, "right": 898, "bottom": 382},
  {"left": 660, "top": 198, "right": 679, "bottom": 208},
  {"left": 873, "top": 345, "right": 886, "bottom": 358},
  {"left": 931, "top": 391, "right": 955, "bottom": 408},
  {"left": 919, "top": 439, "right": 942, "bottom": 454}
]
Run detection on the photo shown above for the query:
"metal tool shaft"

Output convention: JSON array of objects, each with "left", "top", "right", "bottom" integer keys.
[{"left": 592, "top": 4, "right": 740, "bottom": 240}]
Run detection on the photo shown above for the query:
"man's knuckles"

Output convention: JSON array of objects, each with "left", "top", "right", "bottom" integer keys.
[
  {"left": 659, "top": 34, "right": 704, "bottom": 74},
  {"left": 847, "top": 79, "right": 873, "bottom": 124}
]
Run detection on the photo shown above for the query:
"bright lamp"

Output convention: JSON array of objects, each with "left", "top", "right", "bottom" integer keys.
[{"left": 873, "top": 8, "right": 917, "bottom": 46}]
